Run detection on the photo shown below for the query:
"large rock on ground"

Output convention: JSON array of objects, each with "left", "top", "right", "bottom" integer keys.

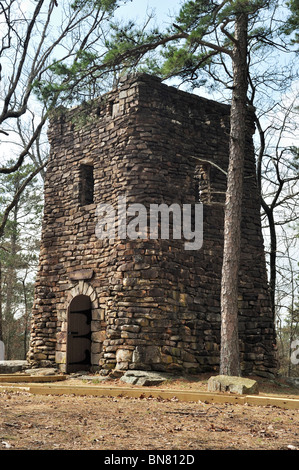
[
  {"left": 24, "top": 367, "right": 58, "bottom": 376},
  {"left": 0, "top": 360, "right": 28, "bottom": 374},
  {"left": 120, "top": 370, "right": 173, "bottom": 386},
  {"left": 208, "top": 375, "right": 258, "bottom": 395}
]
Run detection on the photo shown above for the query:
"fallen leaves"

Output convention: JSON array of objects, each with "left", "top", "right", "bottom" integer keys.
[{"left": 0, "top": 391, "right": 298, "bottom": 450}]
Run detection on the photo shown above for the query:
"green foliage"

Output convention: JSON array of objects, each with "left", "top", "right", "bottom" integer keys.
[
  {"left": 283, "top": 0, "right": 299, "bottom": 42},
  {"left": 31, "top": 0, "right": 298, "bottom": 109},
  {"left": 138, "top": 1, "right": 276, "bottom": 86},
  {"left": 33, "top": 49, "right": 102, "bottom": 106},
  {"left": 104, "top": 21, "right": 138, "bottom": 61},
  {"left": 157, "top": 44, "right": 208, "bottom": 87},
  {"left": 175, "top": 0, "right": 272, "bottom": 31},
  {"left": 290, "top": 146, "right": 299, "bottom": 168},
  {"left": 71, "top": 0, "right": 119, "bottom": 13},
  {"left": 175, "top": 0, "right": 213, "bottom": 31},
  {"left": 32, "top": 0, "right": 123, "bottom": 107},
  {"left": 104, "top": 21, "right": 161, "bottom": 63}
]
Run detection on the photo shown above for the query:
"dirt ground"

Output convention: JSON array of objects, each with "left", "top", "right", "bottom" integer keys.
[{"left": 0, "top": 374, "right": 298, "bottom": 451}]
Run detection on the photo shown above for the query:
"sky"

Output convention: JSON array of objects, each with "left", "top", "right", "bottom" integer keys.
[{"left": 116, "top": 0, "right": 182, "bottom": 24}]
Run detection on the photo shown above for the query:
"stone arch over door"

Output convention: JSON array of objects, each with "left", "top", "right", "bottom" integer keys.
[
  {"left": 62, "top": 281, "right": 105, "bottom": 372},
  {"left": 67, "top": 280, "right": 98, "bottom": 309}
]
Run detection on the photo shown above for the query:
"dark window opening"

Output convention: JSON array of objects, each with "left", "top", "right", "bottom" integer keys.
[
  {"left": 195, "top": 163, "right": 211, "bottom": 204},
  {"left": 79, "top": 164, "right": 94, "bottom": 205},
  {"left": 194, "top": 162, "right": 227, "bottom": 205},
  {"left": 108, "top": 99, "right": 119, "bottom": 118},
  {"left": 108, "top": 100, "right": 114, "bottom": 116}
]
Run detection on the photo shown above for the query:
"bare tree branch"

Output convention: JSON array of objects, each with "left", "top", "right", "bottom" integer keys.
[{"left": 0, "top": 159, "right": 47, "bottom": 238}]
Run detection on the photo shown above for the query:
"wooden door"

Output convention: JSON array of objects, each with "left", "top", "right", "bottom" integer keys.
[{"left": 67, "top": 295, "right": 91, "bottom": 373}]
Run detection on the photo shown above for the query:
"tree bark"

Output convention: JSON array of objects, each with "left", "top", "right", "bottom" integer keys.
[
  {"left": 3, "top": 203, "right": 19, "bottom": 360},
  {"left": 0, "top": 262, "right": 3, "bottom": 342},
  {"left": 220, "top": 11, "right": 249, "bottom": 376}
]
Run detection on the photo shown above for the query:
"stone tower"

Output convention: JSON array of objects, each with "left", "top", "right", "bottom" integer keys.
[{"left": 28, "top": 74, "right": 277, "bottom": 377}]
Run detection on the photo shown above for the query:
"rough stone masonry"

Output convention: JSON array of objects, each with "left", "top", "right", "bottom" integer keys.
[{"left": 28, "top": 73, "right": 277, "bottom": 377}]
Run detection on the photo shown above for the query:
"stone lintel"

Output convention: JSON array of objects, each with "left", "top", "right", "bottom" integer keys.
[{"left": 69, "top": 269, "right": 94, "bottom": 281}]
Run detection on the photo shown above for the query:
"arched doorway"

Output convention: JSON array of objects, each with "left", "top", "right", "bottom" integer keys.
[{"left": 67, "top": 294, "right": 91, "bottom": 373}]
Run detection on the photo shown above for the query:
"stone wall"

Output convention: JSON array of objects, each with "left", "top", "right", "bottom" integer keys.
[{"left": 28, "top": 73, "right": 277, "bottom": 377}]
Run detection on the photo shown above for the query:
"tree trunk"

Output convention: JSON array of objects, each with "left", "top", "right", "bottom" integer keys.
[
  {"left": 220, "top": 12, "right": 249, "bottom": 376},
  {"left": 0, "top": 261, "right": 3, "bottom": 342},
  {"left": 4, "top": 205, "right": 18, "bottom": 360}
]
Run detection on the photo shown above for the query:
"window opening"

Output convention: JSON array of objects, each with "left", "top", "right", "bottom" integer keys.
[
  {"left": 79, "top": 164, "right": 94, "bottom": 205},
  {"left": 195, "top": 164, "right": 211, "bottom": 204}
]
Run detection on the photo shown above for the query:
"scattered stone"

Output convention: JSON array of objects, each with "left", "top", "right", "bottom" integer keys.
[
  {"left": 24, "top": 367, "right": 58, "bottom": 376},
  {"left": 78, "top": 375, "right": 110, "bottom": 382},
  {"left": 284, "top": 377, "right": 299, "bottom": 388},
  {"left": 1, "top": 441, "right": 12, "bottom": 449},
  {"left": 0, "top": 360, "right": 28, "bottom": 374},
  {"left": 0, "top": 341, "right": 4, "bottom": 361},
  {"left": 109, "top": 369, "right": 125, "bottom": 379},
  {"left": 69, "top": 371, "right": 93, "bottom": 378},
  {"left": 207, "top": 375, "right": 259, "bottom": 395},
  {"left": 120, "top": 370, "right": 173, "bottom": 386},
  {"left": 287, "top": 445, "right": 298, "bottom": 451}
]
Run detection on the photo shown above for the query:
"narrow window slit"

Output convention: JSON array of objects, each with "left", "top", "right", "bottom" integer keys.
[{"left": 79, "top": 164, "right": 94, "bottom": 206}]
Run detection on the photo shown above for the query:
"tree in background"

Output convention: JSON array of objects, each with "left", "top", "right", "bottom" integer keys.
[
  {"left": 278, "top": 297, "right": 299, "bottom": 377},
  {"left": 254, "top": 82, "right": 298, "bottom": 372},
  {"left": 0, "top": 163, "right": 43, "bottom": 359},
  {"left": 256, "top": 105, "right": 299, "bottom": 314}
]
